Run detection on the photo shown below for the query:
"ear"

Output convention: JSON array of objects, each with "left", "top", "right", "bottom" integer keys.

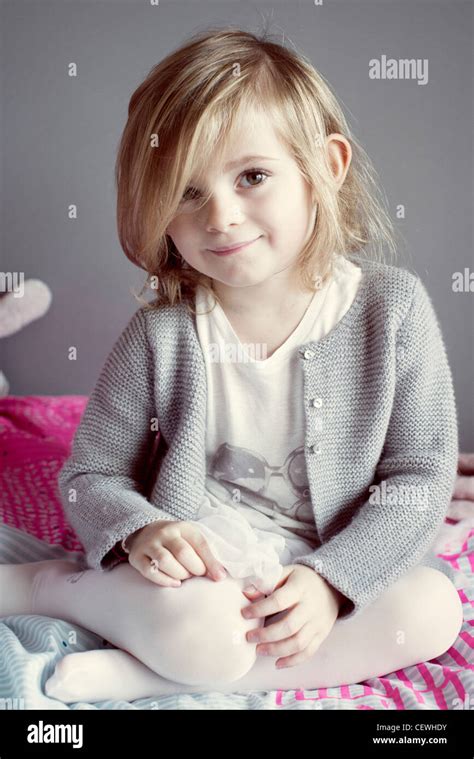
[{"left": 326, "top": 134, "right": 352, "bottom": 189}]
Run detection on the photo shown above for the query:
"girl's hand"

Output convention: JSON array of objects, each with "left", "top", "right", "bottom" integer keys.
[
  {"left": 125, "top": 521, "right": 227, "bottom": 588},
  {"left": 241, "top": 564, "right": 344, "bottom": 669}
]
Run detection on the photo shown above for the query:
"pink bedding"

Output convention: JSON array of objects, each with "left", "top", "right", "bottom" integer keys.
[{"left": 0, "top": 395, "right": 87, "bottom": 551}]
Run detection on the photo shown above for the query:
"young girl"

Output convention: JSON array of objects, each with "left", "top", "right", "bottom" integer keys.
[{"left": 1, "top": 26, "right": 463, "bottom": 703}]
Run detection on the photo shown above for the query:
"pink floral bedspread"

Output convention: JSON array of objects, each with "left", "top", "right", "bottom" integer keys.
[{"left": 0, "top": 395, "right": 87, "bottom": 552}]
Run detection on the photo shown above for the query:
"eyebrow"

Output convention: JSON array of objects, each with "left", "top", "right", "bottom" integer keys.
[{"left": 223, "top": 155, "right": 279, "bottom": 171}]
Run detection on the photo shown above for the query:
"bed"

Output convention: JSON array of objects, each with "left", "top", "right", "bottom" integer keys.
[{"left": 1, "top": 395, "right": 473, "bottom": 710}]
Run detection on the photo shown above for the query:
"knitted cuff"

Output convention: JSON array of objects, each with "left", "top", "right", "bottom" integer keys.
[
  {"left": 121, "top": 536, "right": 131, "bottom": 554},
  {"left": 110, "top": 540, "right": 129, "bottom": 562}
]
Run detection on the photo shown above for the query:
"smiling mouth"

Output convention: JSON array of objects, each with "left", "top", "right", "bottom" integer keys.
[
  {"left": 208, "top": 236, "right": 261, "bottom": 256},
  {"left": 208, "top": 237, "right": 260, "bottom": 256}
]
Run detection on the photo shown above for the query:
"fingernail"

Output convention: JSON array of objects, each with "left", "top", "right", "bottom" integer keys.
[
  {"left": 216, "top": 569, "right": 227, "bottom": 580},
  {"left": 171, "top": 580, "right": 181, "bottom": 587}
]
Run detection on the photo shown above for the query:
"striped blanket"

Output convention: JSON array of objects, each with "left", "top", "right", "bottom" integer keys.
[{"left": 0, "top": 521, "right": 473, "bottom": 711}]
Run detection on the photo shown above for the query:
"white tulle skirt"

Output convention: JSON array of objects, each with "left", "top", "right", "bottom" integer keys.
[{"left": 191, "top": 485, "right": 318, "bottom": 596}]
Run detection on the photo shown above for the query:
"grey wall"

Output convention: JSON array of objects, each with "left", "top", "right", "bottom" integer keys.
[{"left": 1, "top": 0, "right": 473, "bottom": 449}]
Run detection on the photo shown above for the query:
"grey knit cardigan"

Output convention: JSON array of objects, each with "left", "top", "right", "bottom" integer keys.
[{"left": 58, "top": 256, "right": 459, "bottom": 622}]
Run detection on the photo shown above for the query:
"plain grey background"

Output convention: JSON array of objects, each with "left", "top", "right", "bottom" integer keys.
[{"left": 1, "top": 0, "right": 473, "bottom": 449}]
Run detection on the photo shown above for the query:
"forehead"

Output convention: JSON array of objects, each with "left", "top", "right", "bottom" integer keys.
[{"left": 190, "top": 106, "right": 290, "bottom": 181}]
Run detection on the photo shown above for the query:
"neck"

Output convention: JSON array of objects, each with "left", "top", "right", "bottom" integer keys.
[{"left": 211, "top": 269, "right": 323, "bottom": 320}]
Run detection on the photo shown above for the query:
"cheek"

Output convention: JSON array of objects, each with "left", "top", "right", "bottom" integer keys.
[
  {"left": 166, "top": 213, "right": 184, "bottom": 233},
  {"left": 167, "top": 218, "right": 193, "bottom": 247},
  {"left": 265, "top": 183, "right": 306, "bottom": 221},
  {"left": 280, "top": 188, "right": 314, "bottom": 232}
]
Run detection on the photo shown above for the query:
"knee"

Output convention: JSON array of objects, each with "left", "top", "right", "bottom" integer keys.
[
  {"left": 149, "top": 575, "right": 262, "bottom": 686},
  {"left": 423, "top": 569, "right": 463, "bottom": 657},
  {"left": 390, "top": 567, "right": 463, "bottom": 661}
]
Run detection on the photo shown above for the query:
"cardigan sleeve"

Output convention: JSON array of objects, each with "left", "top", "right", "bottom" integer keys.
[
  {"left": 292, "top": 277, "right": 459, "bottom": 622},
  {"left": 57, "top": 307, "right": 177, "bottom": 571}
]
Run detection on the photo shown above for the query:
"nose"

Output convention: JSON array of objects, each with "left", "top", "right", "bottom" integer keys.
[{"left": 204, "top": 193, "right": 244, "bottom": 233}]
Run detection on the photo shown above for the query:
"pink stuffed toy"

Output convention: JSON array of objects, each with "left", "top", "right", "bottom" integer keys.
[{"left": 0, "top": 279, "right": 52, "bottom": 396}]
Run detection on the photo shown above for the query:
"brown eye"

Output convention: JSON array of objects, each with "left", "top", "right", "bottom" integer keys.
[
  {"left": 240, "top": 170, "right": 269, "bottom": 188},
  {"left": 182, "top": 187, "right": 200, "bottom": 202},
  {"left": 181, "top": 168, "right": 270, "bottom": 203}
]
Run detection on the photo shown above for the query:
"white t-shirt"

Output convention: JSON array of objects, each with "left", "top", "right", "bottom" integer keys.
[{"left": 192, "top": 255, "right": 362, "bottom": 592}]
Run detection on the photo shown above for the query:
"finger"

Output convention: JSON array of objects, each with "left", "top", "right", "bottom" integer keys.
[
  {"left": 181, "top": 527, "right": 228, "bottom": 581},
  {"left": 275, "top": 636, "right": 322, "bottom": 669},
  {"left": 129, "top": 553, "right": 182, "bottom": 587},
  {"left": 257, "top": 623, "right": 314, "bottom": 659},
  {"left": 161, "top": 536, "right": 208, "bottom": 577},
  {"left": 274, "top": 634, "right": 322, "bottom": 669},
  {"left": 241, "top": 586, "right": 295, "bottom": 620},
  {"left": 271, "top": 565, "right": 294, "bottom": 590},
  {"left": 242, "top": 566, "right": 295, "bottom": 610},
  {"left": 246, "top": 607, "right": 305, "bottom": 645},
  {"left": 242, "top": 587, "right": 266, "bottom": 601},
  {"left": 146, "top": 546, "right": 193, "bottom": 581}
]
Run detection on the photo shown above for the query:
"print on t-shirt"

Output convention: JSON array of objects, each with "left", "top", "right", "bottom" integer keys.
[{"left": 204, "top": 442, "right": 318, "bottom": 541}]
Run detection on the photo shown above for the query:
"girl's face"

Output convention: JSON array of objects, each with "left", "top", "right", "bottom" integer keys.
[{"left": 165, "top": 108, "right": 318, "bottom": 295}]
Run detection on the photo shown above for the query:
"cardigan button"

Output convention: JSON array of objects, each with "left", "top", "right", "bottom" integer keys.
[
  {"left": 311, "top": 397, "right": 323, "bottom": 408},
  {"left": 303, "top": 349, "right": 315, "bottom": 359}
]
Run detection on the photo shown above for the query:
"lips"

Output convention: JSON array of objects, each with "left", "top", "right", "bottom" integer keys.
[{"left": 208, "top": 236, "right": 261, "bottom": 256}]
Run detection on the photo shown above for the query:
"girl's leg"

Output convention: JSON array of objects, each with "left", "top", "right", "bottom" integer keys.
[
  {"left": 0, "top": 560, "right": 54, "bottom": 617},
  {"left": 45, "top": 565, "right": 464, "bottom": 702},
  {"left": 29, "top": 559, "right": 262, "bottom": 685},
  {"left": 45, "top": 648, "right": 209, "bottom": 702}
]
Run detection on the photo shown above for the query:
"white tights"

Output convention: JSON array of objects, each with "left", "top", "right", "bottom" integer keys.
[{"left": 25, "top": 558, "right": 464, "bottom": 703}]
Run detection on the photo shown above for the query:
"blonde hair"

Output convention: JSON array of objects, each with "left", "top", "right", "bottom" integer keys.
[{"left": 115, "top": 25, "right": 400, "bottom": 314}]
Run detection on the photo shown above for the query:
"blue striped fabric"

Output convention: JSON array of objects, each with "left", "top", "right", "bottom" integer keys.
[{"left": 1, "top": 522, "right": 473, "bottom": 711}]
